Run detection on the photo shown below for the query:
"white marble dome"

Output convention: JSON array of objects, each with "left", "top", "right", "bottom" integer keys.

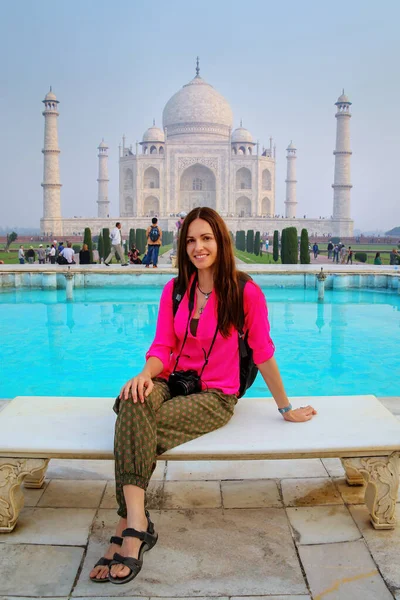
[
  {"left": 44, "top": 89, "right": 57, "bottom": 101},
  {"left": 232, "top": 127, "right": 253, "bottom": 143},
  {"left": 142, "top": 126, "right": 165, "bottom": 143},
  {"left": 162, "top": 75, "right": 233, "bottom": 140},
  {"left": 336, "top": 92, "right": 351, "bottom": 104}
]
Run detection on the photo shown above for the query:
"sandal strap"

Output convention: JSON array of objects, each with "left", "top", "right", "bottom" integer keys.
[
  {"left": 122, "top": 527, "right": 156, "bottom": 547},
  {"left": 93, "top": 556, "right": 112, "bottom": 568},
  {"left": 110, "top": 535, "right": 123, "bottom": 546},
  {"left": 145, "top": 509, "right": 155, "bottom": 534},
  {"left": 110, "top": 552, "right": 142, "bottom": 574}
]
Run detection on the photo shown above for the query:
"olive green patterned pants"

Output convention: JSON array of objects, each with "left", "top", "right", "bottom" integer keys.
[{"left": 113, "top": 379, "right": 237, "bottom": 517}]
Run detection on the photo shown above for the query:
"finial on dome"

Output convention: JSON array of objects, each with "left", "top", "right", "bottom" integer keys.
[
  {"left": 153, "top": 118, "right": 155, "bottom": 126},
  {"left": 196, "top": 56, "right": 200, "bottom": 77},
  {"left": 240, "top": 118, "right": 242, "bottom": 127},
  {"left": 342, "top": 88, "right": 345, "bottom": 95},
  {"left": 50, "top": 86, "right": 52, "bottom": 92}
]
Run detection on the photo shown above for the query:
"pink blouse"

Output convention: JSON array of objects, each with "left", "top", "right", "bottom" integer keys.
[{"left": 146, "top": 277, "right": 275, "bottom": 395}]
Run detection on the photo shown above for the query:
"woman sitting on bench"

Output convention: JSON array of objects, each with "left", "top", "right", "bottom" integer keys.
[{"left": 90, "top": 207, "right": 317, "bottom": 585}]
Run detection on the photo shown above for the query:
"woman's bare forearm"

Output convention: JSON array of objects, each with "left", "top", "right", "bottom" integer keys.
[
  {"left": 257, "top": 356, "right": 291, "bottom": 409},
  {"left": 141, "top": 357, "right": 164, "bottom": 379}
]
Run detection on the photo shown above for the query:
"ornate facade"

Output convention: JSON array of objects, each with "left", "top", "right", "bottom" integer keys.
[{"left": 40, "top": 64, "right": 354, "bottom": 238}]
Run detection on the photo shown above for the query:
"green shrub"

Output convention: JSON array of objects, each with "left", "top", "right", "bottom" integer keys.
[
  {"left": 98, "top": 232, "right": 104, "bottom": 262},
  {"left": 136, "top": 229, "right": 147, "bottom": 254},
  {"left": 355, "top": 252, "right": 367, "bottom": 263},
  {"left": 83, "top": 227, "right": 93, "bottom": 264},
  {"left": 102, "top": 228, "right": 111, "bottom": 260},
  {"left": 286, "top": 227, "right": 298, "bottom": 264},
  {"left": 300, "top": 228, "right": 310, "bottom": 264},
  {"left": 129, "top": 228, "right": 136, "bottom": 250},
  {"left": 246, "top": 230, "right": 254, "bottom": 253},
  {"left": 273, "top": 230, "right": 279, "bottom": 262},
  {"left": 72, "top": 244, "right": 80, "bottom": 254},
  {"left": 280, "top": 228, "right": 287, "bottom": 262},
  {"left": 254, "top": 231, "right": 260, "bottom": 256},
  {"left": 236, "top": 230, "right": 246, "bottom": 251}
]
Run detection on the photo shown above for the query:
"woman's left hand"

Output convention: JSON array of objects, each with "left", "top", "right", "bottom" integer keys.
[{"left": 283, "top": 405, "right": 317, "bottom": 422}]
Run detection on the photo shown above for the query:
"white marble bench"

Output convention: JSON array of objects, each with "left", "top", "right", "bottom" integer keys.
[{"left": 0, "top": 395, "right": 399, "bottom": 532}]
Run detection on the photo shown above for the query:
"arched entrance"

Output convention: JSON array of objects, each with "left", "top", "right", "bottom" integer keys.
[
  {"left": 261, "top": 196, "right": 271, "bottom": 216},
  {"left": 236, "top": 196, "right": 251, "bottom": 217},
  {"left": 143, "top": 196, "right": 159, "bottom": 216},
  {"left": 179, "top": 164, "right": 216, "bottom": 212}
]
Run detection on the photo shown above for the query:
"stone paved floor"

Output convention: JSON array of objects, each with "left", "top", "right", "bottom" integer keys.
[{"left": 0, "top": 397, "right": 399, "bottom": 599}]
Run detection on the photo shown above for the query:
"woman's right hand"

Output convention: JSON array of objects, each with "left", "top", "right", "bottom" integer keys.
[{"left": 119, "top": 371, "right": 154, "bottom": 403}]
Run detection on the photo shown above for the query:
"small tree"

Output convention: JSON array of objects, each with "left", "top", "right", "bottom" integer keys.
[
  {"left": 236, "top": 230, "right": 246, "bottom": 251},
  {"left": 4, "top": 231, "right": 17, "bottom": 251},
  {"left": 281, "top": 228, "right": 287, "bottom": 263},
  {"left": 129, "top": 228, "right": 136, "bottom": 250},
  {"left": 103, "top": 228, "right": 111, "bottom": 260},
  {"left": 300, "top": 228, "right": 310, "bottom": 264},
  {"left": 98, "top": 232, "right": 104, "bottom": 262},
  {"left": 254, "top": 231, "right": 260, "bottom": 256},
  {"left": 136, "top": 229, "right": 147, "bottom": 254},
  {"left": 83, "top": 227, "right": 93, "bottom": 264},
  {"left": 246, "top": 230, "right": 254, "bottom": 253},
  {"left": 286, "top": 227, "right": 299, "bottom": 265},
  {"left": 273, "top": 230, "right": 279, "bottom": 262}
]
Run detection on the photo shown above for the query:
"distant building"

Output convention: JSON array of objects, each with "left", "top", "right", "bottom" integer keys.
[{"left": 40, "top": 62, "right": 353, "bottom": 238}]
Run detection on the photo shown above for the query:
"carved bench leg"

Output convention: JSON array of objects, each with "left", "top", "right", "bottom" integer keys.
[
  {"left": 24, "top": 460, "right": 49, "bottom": 489},
  {"left": 0, "top": 458, "right": 50, "bottom": 532},
  {"left": 341, "top": 458, "right": 365, "bottom": 485},
  {"left": 342, "top": 453, "right": 399, "bottom": 530}
]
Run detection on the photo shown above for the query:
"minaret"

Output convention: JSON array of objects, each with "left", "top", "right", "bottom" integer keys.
[
  {"left": 97, "top": 140, "right": 110, "bottom": 218},
  {"left": 41, "top": 88, "right": 62, "bottom": 235},
  {"left": 285, "top": 141, "right": 297, "bottom": 218},
  {"left": 332, "top": 91, "right": 352, "bottom": 221}
]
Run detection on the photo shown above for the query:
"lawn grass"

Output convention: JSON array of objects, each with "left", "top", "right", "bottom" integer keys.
[{"left": 234, "top": 249, "right": 280, "bottom": 264}]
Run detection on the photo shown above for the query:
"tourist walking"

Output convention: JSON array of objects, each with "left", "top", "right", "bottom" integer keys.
[
  {"left": 327, "top": 241, "right": 333, "bottom": 259},
  {"left": 89, "top": 207, "right": 316, "bottom": 585},
  {"left": 105, "top": 223, "right": 128, "bottom": 266},
  {"left": 143, "top": 217, "right": 162, "bottom": 269},
  {"left": 18, "top": 245, "right": 25, "bottom": 264},
  {"left": 79, "top": 243, "right": 91, "bottom": 265},
  {"left": 45, "top": 245, "right": 51, "bottom": 262},
  {"left": 37, "top": 244, "right": 46, "bottom": 264},
  {"left": 333, "top": 245, "right": 339, "bottom": 264},
  {"left": 26, "top": 246, "right": 35, "bottom": 264},
  {"left": 374, "top": 252, "right": 382, "bottom": 265},
  {"left": 339, "top": 245, "right": 347, "bottom": 264},
  {"left": 312, "top": 243, "right": 319, "bottom": 259},
  {"left": 346, "top": 246, "right": 353, "bottom": 265},
  {"left": 49, "top": 244, "right": 56, "bottom": 264}
]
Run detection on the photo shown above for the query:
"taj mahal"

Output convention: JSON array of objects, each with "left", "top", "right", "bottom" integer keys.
[{"left": 40, "top": 60, "right": 354, "bottom": 238}]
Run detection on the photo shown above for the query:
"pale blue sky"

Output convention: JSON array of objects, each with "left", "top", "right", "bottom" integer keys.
[{"left": 0, "top": 0, "right": 399, "bottom": 231}]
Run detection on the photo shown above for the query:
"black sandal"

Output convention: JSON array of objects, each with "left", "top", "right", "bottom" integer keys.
[
  {"left": 108, "top": 510, "right": 158, "bottom": 585},
  {"left": 90, "top": 536, "right": 123, "bottom": 583}
]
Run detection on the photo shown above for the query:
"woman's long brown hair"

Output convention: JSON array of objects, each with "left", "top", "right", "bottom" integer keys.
[{"left": 176, "top": 207, "right": 250, "bottom": 337}]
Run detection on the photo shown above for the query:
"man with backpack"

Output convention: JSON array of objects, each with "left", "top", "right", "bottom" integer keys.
[{"left": 144, "top": 217, "right": 162, "bottom": 268}]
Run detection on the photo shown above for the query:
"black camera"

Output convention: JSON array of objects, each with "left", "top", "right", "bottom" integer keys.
[{"left": 168, "top": 370, "right": 201, "bottom": 397}]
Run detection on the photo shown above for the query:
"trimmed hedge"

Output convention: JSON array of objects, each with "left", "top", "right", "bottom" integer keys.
[
  {"left": 129, "top": 228, "right": 136, "bottom": 250},
  {"left": 254, "top": 231, "right": 260, "bottom": 256},
  {"left": 281, "top": 227, "right": 298, "bottom": 264},
  {"left": 83, "top": 227, "right": 93, "bottom": 264},
  {"left": 273, "top": 230, "right": 279, "bottom": 262},
  {"left": 300, "top": 228, "right": 310, "bottom": 264},
  {"left": 246, "top": 230, "right": 254, "bottom": 253},
  {"left": 98, "top": 232, "right": 104, "bottom": 261},
  {"left": 355, "top": 252, "right": 367, "bottom": 263},
  {"left": 102, "top": 228, "right": 111, "bottom": 260},
  {"left": 236, "top": 230, "right": 246, "bottom": 251}
]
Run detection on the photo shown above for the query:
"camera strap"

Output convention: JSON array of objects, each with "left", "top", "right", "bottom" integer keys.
[{"left": 172, "top": 275, "right": 219, "bottom": 377}]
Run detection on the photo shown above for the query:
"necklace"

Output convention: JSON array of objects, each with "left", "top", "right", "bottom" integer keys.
[{"left": 197, "top": 284, "right": 213, "bottom": 300}]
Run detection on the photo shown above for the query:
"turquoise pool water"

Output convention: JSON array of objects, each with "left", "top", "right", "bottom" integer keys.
[{"left": 1, "top": 283, "right": 399, "bottom": 398}]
